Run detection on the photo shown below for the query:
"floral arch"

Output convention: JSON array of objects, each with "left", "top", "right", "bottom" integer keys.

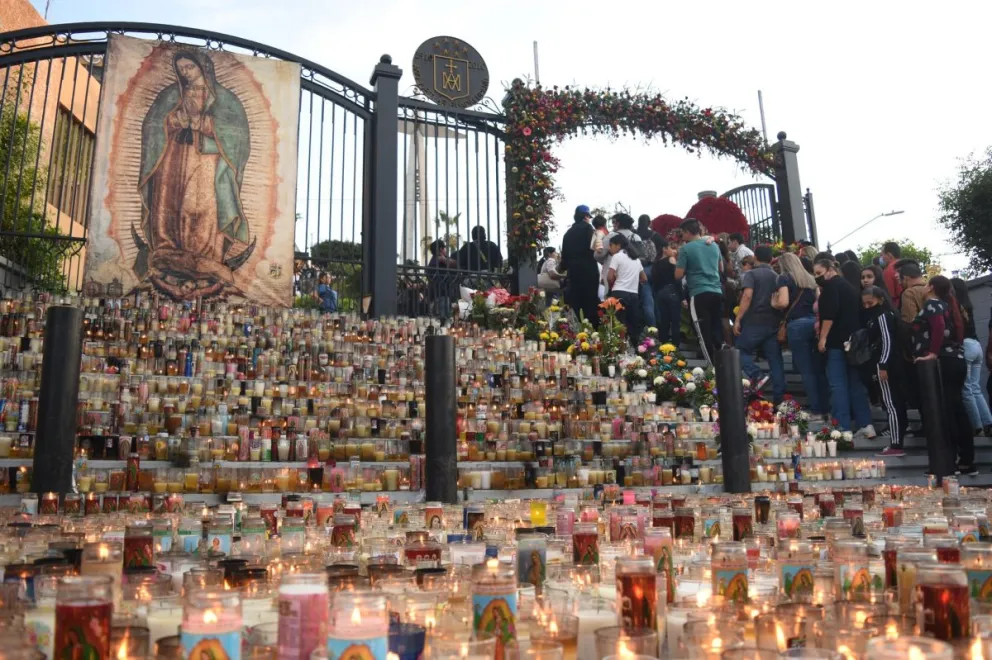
[{"left": 502, "top": 79, "right": 775, "bottom": 259}]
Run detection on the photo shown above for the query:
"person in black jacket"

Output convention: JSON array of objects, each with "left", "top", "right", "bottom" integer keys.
[
  {"left": 559, "top": 205, "right": 600, "bottom": 326},
  {"left": 862, "top": 286, "right": 908, "bottom": 456},
  {"left": 457, "top": 226, "right": 504, "bottom": 272}
]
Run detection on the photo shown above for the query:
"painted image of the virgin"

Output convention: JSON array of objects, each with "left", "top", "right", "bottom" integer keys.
[{"left": 133, "top": 48, "right": 256, "bottom": 300}]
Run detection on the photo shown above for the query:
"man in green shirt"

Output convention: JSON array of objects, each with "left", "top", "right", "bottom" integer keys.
[{"left": 674, "top": 218, "right": 725, "bottom": 364}]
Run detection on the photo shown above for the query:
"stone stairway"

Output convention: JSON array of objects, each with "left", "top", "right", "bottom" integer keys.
[{"left": 674, "top": 341, "right": 992, "bottom": 488}]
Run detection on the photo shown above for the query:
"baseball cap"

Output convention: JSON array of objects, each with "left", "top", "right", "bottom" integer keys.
[{"left": 575, "top": 205, "right": 591, "bottom": 216}]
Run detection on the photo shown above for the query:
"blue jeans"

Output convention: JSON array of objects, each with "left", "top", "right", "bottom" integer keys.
[
  {"left": 736, "top": 324, "right": 786, "bottom": 402},
  {"left": 962, "top": 338, "right": 992, "bottom": 429},
  {"left": 787, "top": 316, "right": 830, "bottom": 414},
  {"left": 825, "top": 348, "right": 872, "bottom": 431},
  {"left": 640, "top": 265, "right": 656, "bottom": 329},
  {"left": 654, "top": 285, "right": 682, "bottom": 346}
]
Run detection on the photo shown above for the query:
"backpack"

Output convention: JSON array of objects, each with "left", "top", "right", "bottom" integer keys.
[
  {"left": 619, "top": 230, "right": 647, "bottom": 261},
  {"left": 638, "top": 231, "right": 658, "bottom": 266},
  {"left": 845, "top": 328, "right": 873, "bottom": 366}
]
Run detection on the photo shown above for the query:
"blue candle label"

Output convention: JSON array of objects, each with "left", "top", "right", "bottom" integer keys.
[
  {"left": 179, "top": 531, "right": 200, "bottom": 553},
  {"left": 154, "top": 531, "right": 173, "bottom": 553},
  {"left": 703, "top": 518, "right": 721, "bottom": 538},
  {"left": 181, "top": 629, "right": 241, "bottom": 660},
  {"left": 967, "top": 570, "right": 992, "bottom": 602},
  {"left": 780, "top": 563, "right": 815, "bottom": 598},
  {"left": 327, "top": 635, "right": 388, "bottom": 660},
  {"left": 472, "top": 591, "right": 517, "bottom": 659},
  {"left": 206, "top": 531, "right": 232, "bottom": 555},
  {"left": 713, "top": 569, "right": 749, "bottom": 603}
]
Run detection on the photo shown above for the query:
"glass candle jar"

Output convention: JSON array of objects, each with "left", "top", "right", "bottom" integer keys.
[
  {"left": 642, "top": 527, "right": 674, "bottom": 604},
  {"left": 181, "top": 589, "right": 242, "bottom": 659},
  {"left": 124, "top": 522, "right": 154, "bottom": 570},
  {"left": 178, "top": 518, "right": 203, "bottom": 554},
  {"left": 776, "top": 511, "right": 801, "bottom": 541},
  {"left": 205, "top": 520, "right": 233, "bottom": 556},
  {"left": 916, "top": 564, "right": 969, "bottom": 641},
  {"left": 472, "top": 561, "right": 517, "bottom": 660},
  {"left": 776, "top": 541, "right": 816, "bottom": 601},
  {"left": 517, "top": 535, "right": 547, "bottom": 588},
  {"left": 754, "top": 495, "right": 771, "bottom": 524},
  {"left": 882, "top": 536, "right": 917, "bottom": 590},
  {"left": 80, "top": 542, "right": 123, "bottom": 605},
  {"left": 962, "top": 543, "right": 992, "bottom": 604},
  {"left": 732, "top": 506, "right": 753, "bottom": 541},
  {"left": 924, "top": 535, "right": 960, "bottom": 564},
  {"left": 278, "top": 573, "right": 329, "bottom": 660},
  {"left": 674, "top": 507, "right": 695, "bottom": 540},
  {"left": 54, "top": 576, "right": 113, "bottom": 660},
  {"left": 331, "top": 515, "right": 357, "bottom": 548},
  {"left": 842, "top": 504, "right": 865, "bottom": 537},
  {"left": 896, "top": 548, "right": 937, "bottom": 616},
  {"left": 711, "top": 541, "right": 748, "bottom": 604},
  {"left": 833, "top": 538, "right": 869, "bottom": 602},
  {"left": 615, "top": 556, "right": 658, "bottom": 631},
  {"left": 865, "top": 636, "right": 953, "bottom": 660},
  {"left": 572, "top": 523, "right": 599, "bottom": 566}
]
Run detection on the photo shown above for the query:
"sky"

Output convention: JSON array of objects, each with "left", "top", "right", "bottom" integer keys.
[{"left": 32, "top": 0, "right": 992, "bottom": 274}]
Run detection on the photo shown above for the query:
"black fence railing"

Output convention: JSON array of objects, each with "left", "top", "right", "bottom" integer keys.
[{"left": 397, "top": 264, "right": 511, "bottom": 320}]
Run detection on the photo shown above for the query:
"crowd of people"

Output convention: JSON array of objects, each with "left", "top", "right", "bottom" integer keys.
[{"left": 554, "top": 205, "right": 988, "bottom": 476}]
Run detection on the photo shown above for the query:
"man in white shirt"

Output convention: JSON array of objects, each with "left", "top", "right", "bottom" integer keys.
[{"left": 728, "top": 233, "right": 753, "bottom": 276}]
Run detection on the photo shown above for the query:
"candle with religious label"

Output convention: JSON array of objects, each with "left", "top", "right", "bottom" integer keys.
[
  {"left": 776, "top": 511, "right": 801, "bottom": 541},
  {"left": 834, "top": 538, "right": 871, "bottom": 602},
  {"left": 615, "top": 556, "right": 658, "bottom": 632},
  {"left": 124, "top": 522, "right": 154, "bottom": 570},
  {"left": 897, "top": 548, "right": 937, "bottom": 616},
  {"left": 643, "top": 527, "right": 674, "bottom": 604},
  {"left": 278, "top": 573, "right": 329, "bottom": 660},
  {"left": 776, "top": 541, "right": 816, "bottom": 600},
  {"left": 754, "top": 495, "right": 770, "bottom": 524},
  {"left": 327, "top": 592, "right": 389, "bottom": 660},
  {"left": 517, "top": 535, "right": 547, "bottom": 589},
  {"left": 711, "top": 541, "right": 748, "bottom": 604},
  {"left": 916, "top": 564, "right": 969, "bottom": 641},
  {"left": 963, "top": 543, "right": 992, "bottom": 604},
  {"left": 674, "top": 507, "right": 695, "bottom": 540},
  {"left": 572, "top": 522, "right": 599, "bottom": 566},
  {"left": 882, "top": 536, "right": 917, "bottom": 590},
  {"left": 731, "top": 506, "right": 753, "bottom": 541},
  {"left": 472, "top": 560, "right": 517, "bottom": 660},
  {"left": 54, "top": 576, "right": 113, "bottom": 660},
  {"left": 181, "top": 589, "right": 242, "bottom": 660}
]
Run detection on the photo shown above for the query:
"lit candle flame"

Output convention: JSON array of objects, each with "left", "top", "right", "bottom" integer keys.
[
  {"left": 696, "top": 590, "right": 708, "bottom": 607},
  {"left": 98, "top": 545, "right": 109, "bottom": 560},
  {"left": 351, "top": 607, "right": 362, "bottom": 626},
  {"left": 855, "top": 611, "right": 868, "bottom": 628},
  {"left": 711, "top": 637, "right": 723, "bottom": 651},
  {"left": 885, "top": 623, "right": 899, "bottom": 640},
  {"left": 775, "top": 624, "right": 787, "bottom": 650},
  {"left": 909, "top": 646, "right": 926, "bottom": 660},
  {"left": 617, "top": 639, "right": 634, "bottom": 659},
  {"left": 116, "top": 631, "right": 129, "bottom": 660},
  {"left": 223, "top": 580, "right": 231, "bottom": 591},
  {"left": 549, "top": 620, "right": 559, "bottom": 636},
  {"left": 459, "top": 643, "right": 469, "bottom": 658},
  {"left": 971, "top": 637, "right": 985, "bottom": 660},
  {"left": 203, "top": 610, "right": 218, "bottom": 625}
]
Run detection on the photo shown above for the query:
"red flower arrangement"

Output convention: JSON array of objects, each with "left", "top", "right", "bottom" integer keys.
[
  {"left": 684, "top": 196, "right": 749, "bottom": 240},
  {"left": 503, "top": 79, "right": 776, "bottom": 260},
  {"left": 650, "top": 214, "right": 684, "bottom": 237}
]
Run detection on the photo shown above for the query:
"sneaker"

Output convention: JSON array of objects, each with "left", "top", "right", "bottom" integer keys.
[
  {"left": 755, "top": 375, "right": 770, "bottom": 391},
  {"left": 876, "top": 447, "right": 906, "bottom": 457},
  {"left": 879, "top": 428, "right": 893, "bottom": 439},
  {"left": 959, "top": 464, "right": 980, "bottom": 476},
  {"left": 854, "top": 424, "right": 877, "bottom": 440}
]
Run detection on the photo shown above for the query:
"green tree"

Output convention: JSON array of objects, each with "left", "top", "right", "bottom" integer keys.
[
  {"left": 857, "top": 239, "right": 936, "bottom": 271},
  {"left": 309, "top": 238, "right": 362, "bottom": 311},
  {"left": 937, "top": 147, "right": 992, "bottom": 276},
  {"left": 0, "top": 77, "right": 68, "bottom": 293}
]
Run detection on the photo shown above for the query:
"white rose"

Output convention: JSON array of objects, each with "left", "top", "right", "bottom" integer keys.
[
  {"left": 653, "top": 376, "right": 663, "bottom": 385},
  {"left": 830, "top": 430, "right": 842, "bottom": 440},
  {"left": 637, "top": 369, "right": 648, "bottom": 378},
  {"left": 742, "top": 379, "right": 751, "bottom": 388},
  {"left": 685, "top": 382, "right": 697, "bottom": 392},
  {"left": 842, "top": 431, "right": 853, "bottom": 441},
  {"left": 800, "top": 411, "right": 809, "bottom": 421},
  {"left": 692, "top": 367, "right": 705, "bottom": 377}
]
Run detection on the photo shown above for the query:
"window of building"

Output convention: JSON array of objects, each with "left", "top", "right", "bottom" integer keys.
[{"left": 47, "top": 106, "right": 94, "bottom": 223}]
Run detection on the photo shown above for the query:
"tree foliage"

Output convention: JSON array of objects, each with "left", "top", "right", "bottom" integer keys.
[
  {"left": 309, "top": 238, "right": 362, "bottom": 311},
  {"left": 0, "top": 80, "right": 68, "bottom": 293},
  {"left": 857, "top": 239, "right": 936, "bottom": 271},
  {"left": 937, "top": 148, "right": 992, "bottom": 277}
]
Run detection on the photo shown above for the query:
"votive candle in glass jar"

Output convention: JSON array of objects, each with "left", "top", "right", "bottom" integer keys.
[
  {"left": 124, "top": 522, "right": 154, "bottom": 570},
  {"left": 916, "top": 564, "right": 969, "bottom": 641},
  {"left": 883, "top": 502, "right": 903, "bottom": 528},
  {"left": 833, "top": 538, "right": 870, "bottom": 602},
  {"left": 573, "top": 522, "right": 599, "bottom": 566},
  {"left": 896, "top": 548, "right": 937, "bottom": 616},
  {"left": 472, "top": 560, "right": 517, "bottom": 660},
  {"left": 776, "top": 511, "right": 801, "bottom": 542},
  {"left": 754, "top": 495, "right": 771, "bottom": 524},
  {"left": 278, "top": 573, "right": 329, "bottom": 660},
  {"left": 80, "top": 542, "right": 123, "bottom": 605},
  {"left": 615, "top": 556, "right": 658, "bottom": 631},
  {"left": 962, "top": 543, "right": 992, "bottom": 605},
  {"left": 732, "top": 506, "right": 753, "bottom": 541},
  {"left": 674, "top": 507, "right": 695, "bottom": 540},
  {"left": 843, "top": 504, "right": 865, "bottom": 537},
  {"left": 181, "top": 589, "right": 242, "bottom": 660},
  {"left": 556, "top": 507, "right": 575, "bottom": 537},
  {"left": 925, "top": 535, "right": 960, "bottom": 564},
  {"left": 776, "top": 541, "right": 816, "bottom": 601},
  {"left": 55, "top": 576, "right": 113, "bottom": 660},
  {"left": 331, "top": 514, "right": 357, "bottom": 548},
  {"left": 643, "top": 527, "right": 674, "bottom": 604},
  {"left": 517, "top": 535, "right": 547, "bottom": 588},
  {"left": 864, "top": 636, "right": 953, "bottom": 660},
  {"left": 205, "top": 520, "right": 232, "bottom": 555},
  {"left": 882, "top": 536, "right": 917, "bottom": 590},
  {"left": 711, "top": 541, "right": 748, "bottom": 604}
]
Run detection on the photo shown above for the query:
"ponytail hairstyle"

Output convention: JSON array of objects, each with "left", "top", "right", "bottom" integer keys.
[
  {"left": 609, "top": 233, "right": 639, "bottom": 261},
  {"left": 929, "top": 275, "right": 964, "bottom": 344}
]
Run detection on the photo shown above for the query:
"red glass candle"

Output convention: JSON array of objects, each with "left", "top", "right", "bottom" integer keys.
[
  {"left": 572, "top": 522, "right": 599, "bottom": 565},
  {"left": 917, "top": 564, "right": 969, "bottom": 640},
  {"left": 124, "top": 523, "right": 154, "bottom": 569},
  {"left": 732, "top": 507, "right": 753, "bottom": 541},
  {"left": 260, "top": 504, "right": 278, "bottom": 534},
  {"left": 653, "top": 510, "right": 674, "bottom": 536},
  {"left": 674, "top": 508, "right": 695, "bottom": 540},
  {"left": 55, "top": 576, "right": 113, "bottom": 660},
  {"left": 404, "top": 541, "right": 441, "bottom": 568},
  {"left": 616, "top": 556, "right": 658, "bottom": 631},
  {"left": 330, "top": 514, "right": 357, "bottom": 548},
  {"left": 101, "top": 494, "right": 118, "bottom": 514},
  {"left": 754, "top": 495, "right": 770, "bottom": 524},
  {"left": 818, "top": 494, "right": 836, "bottom": 518},
  {"left": 883, "top": 504, "right": 903, "bottom": 528}
]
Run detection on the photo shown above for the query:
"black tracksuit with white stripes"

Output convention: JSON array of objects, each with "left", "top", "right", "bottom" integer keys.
[{"left": 865, "top": 307, "right": 908, "bottom": 447}]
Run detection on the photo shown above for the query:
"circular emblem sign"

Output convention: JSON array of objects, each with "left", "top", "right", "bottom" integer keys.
[{"left": 412, "top": 36, "right": 489, "bottom": 109}]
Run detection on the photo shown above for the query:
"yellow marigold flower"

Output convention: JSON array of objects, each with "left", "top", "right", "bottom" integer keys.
[
  {"left": 539, "top": 332, "right": 550, "bottom": 341},
  {"left": 659, "top": 343, "right": 677, "bottom": 354},
  {"left": 549, "top": 305, "right": 561, "bottom": 312},
  {"left": 550, "top": 332, "right": 559, "bottom": 340},
  {"left": 581, "top": 342, "right": 590, "bottom": 351},
  {"left": 567, "top": 344, "right": 575, "bottom": 353},
  {"left": 577, "top": 332, "right": 588, "bottom": 342}
]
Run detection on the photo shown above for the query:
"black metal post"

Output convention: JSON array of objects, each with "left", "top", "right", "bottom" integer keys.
[
  {"left": 368, "top": 54, "right": 402, "bottom": 317},
  {"left": 917, "top": 359, "right": 954, "bottom": 482},
  {"left": 425, "top": 334, "right": 457, "bottom": 503},
  {"left": 771, "top": 131, "right": 809, "bottom": 245},
  {"left": 715, "top": 346, "right": 751, "bottom": 493},
  {"left": 32, "top": 305, "right": 82, "bottom": 495}
]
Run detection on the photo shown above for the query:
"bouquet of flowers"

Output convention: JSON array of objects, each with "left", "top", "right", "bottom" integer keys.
[
  {"left": 621, "top": 355, "right": 652, "bottom": 389},
  {"left": 776, "top": 395, "right": 809, "bottom": 433},
  {"left": 747, "top": 399, "right": 776, "bottom": 424},
  {"left": 597, "top": 298, "right": 628, "bottom": 366},
  {"left": 567, "top": 327, "right": 601, "bottom": 359},
  {"left": 814, "top": 419, "right": 854, "bottom": 450}
]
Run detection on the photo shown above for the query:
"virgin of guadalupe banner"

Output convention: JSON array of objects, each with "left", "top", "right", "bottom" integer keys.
[{"left": 85, "top": 34, "right": 300, "bottom": 306}]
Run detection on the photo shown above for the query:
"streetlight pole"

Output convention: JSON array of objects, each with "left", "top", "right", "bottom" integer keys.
[{"left": 827, "top": 210, "right": 905, "bottom": 252}]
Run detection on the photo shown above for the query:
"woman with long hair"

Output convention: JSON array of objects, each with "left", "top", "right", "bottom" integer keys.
[
  {"left": 772, "top": 252, "right": 829, "bottom": 417},
  {"left": 951, "top": 277, "right": 992, "bottom": 435},
  {"left": 607, "top": 233, "right": 646, "bottom": 347},
  {"left": 651, "top": 238, "right": 682, "bottom": 346},
  {"left": 840, "top": 261, "right": 863, "bottom": 293},
  {"left": 911, "top": 275, "right": 974, "bottom": 474},
  {"left": 862, "top": 286, "right": 909, "bottom": 456},
  {"left": 861, "top": 265, "right": 890, "bottom": 300}
]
